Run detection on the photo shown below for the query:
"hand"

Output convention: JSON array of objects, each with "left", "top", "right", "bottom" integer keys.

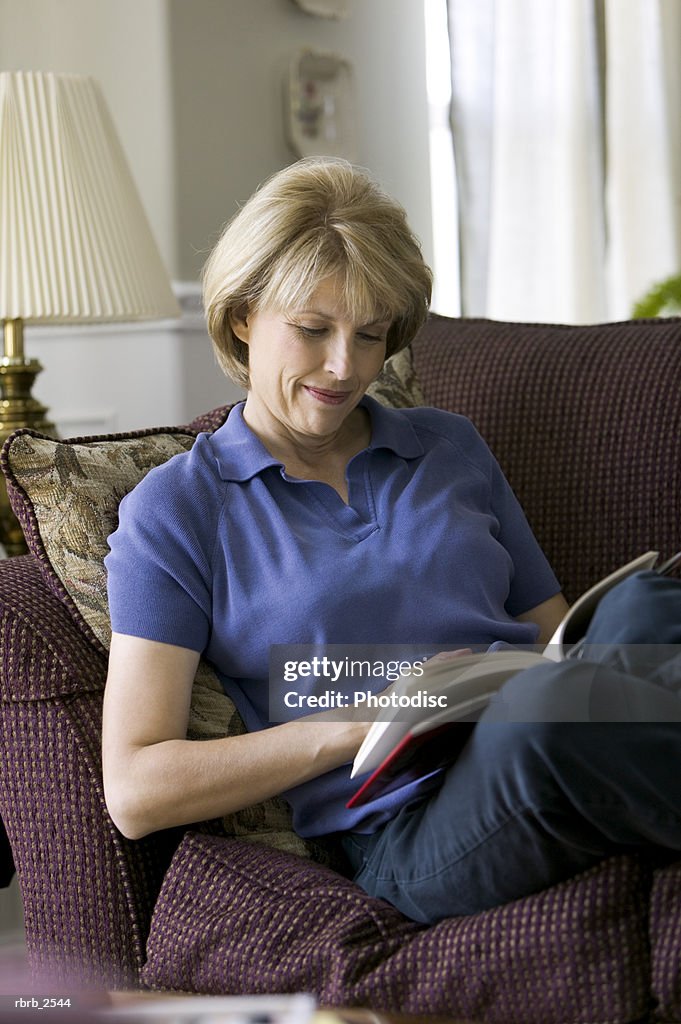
[{"left": 427, "top": 647, "right": 473, "bottom": 663}]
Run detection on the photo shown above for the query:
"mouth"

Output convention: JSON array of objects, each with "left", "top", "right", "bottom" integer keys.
[{"left": 303, "top": 386, "right": 353, "bottom": 406}]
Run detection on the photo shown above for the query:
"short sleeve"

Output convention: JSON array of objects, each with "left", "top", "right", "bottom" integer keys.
[
  {"left": 105, "top": 448, "right": 218, "bottom": 652},
  {"left": 487, "top": 451, "right": 561, "bottom": 615}
]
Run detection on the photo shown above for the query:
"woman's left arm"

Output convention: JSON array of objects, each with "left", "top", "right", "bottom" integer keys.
[{"left": 516, "top": 592, "right": 570, "bottom": 645}]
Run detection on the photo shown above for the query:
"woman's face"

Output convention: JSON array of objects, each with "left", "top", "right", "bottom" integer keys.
[{"left": 232, "top": 275, "right": 390, "bottom": 444}]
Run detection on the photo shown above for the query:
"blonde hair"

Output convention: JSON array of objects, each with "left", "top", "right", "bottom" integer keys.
[{"left": 202, "top": 158, "right": 433, "bottom": 388}]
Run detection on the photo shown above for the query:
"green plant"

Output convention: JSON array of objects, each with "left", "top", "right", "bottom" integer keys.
[{"left": 632, "top": 273, "right": 681, "bottom": 318}]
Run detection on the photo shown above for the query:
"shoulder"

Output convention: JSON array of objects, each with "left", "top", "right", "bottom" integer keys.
[
  {"left": 402, "top": 404, "right": 484, "bottom": 440},
  {"left": 106, "top": 434, "right": 221, "bottom": 646},
  {"left": 388, "top": 403, "right": 494, "bottom": 472},
  {"left": 120, "top": 431, "right": 222, "bottom": 514},
  {"left": 115, "top": 431, "right": 225, "bottom": 558}
]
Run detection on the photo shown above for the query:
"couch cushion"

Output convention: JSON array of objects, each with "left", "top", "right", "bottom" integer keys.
[
  {"left": 649, "top": 859, "right": 681, "bottom": 1023},
  {"left": 142, "top": 831, "right": 651, "bottom": 1024},
  {"left": 365, "top": 344, "right": 424, "bottom": 408},
  {"left": 412, "top": 315, "right": 681, "bottom": 605}
]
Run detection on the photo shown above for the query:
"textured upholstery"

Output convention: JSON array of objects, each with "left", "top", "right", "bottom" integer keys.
[
  {"left": 649, "top": 861, "right": 681, "bottom": 1020},
  {"left": 412, "top": 315, "right": 681, "bottom": 604},
  {"left": 1, "top": 315, "right": 680, "bottom": 1021},
  {"left": 143, "top": 832, "right": 651, "bottom": 1023},
  {"left": 0, "top": 554, "right": 181, "bottom": 987}
]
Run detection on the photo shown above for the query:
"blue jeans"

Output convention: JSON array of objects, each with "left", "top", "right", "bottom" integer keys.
[{"left": 342, "top": 572, "right": 681, "bottom": 923}]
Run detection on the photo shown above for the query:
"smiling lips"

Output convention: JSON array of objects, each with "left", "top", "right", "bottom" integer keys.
[{"left": 304, "top": 386, "right": 352, "bottom": 406}]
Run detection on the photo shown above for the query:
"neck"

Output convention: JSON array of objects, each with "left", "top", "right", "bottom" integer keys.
[{"left": 242, "top": 397, "right": 370, "bottom": 473}]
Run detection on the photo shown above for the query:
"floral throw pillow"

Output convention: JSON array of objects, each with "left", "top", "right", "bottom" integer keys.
[{"left": 366, "top": 345, "right": 425, "bottom": 407}]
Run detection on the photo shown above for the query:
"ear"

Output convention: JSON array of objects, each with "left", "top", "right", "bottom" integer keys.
[{"left": 229, "top": 304, "right": 250, "bottom": 345}]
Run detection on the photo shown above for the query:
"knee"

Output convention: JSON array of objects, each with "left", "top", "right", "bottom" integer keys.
[{"left": 587, "top": 571, "right": 681, "bottom": 645}]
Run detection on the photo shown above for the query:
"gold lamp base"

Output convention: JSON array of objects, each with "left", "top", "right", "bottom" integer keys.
[{"left": 0, "top": 319, "right": 56, "bottom": 556}]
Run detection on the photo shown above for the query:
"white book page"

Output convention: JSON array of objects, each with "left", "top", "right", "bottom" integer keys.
[
  {"left": 544, "top": 550, "right": 658, "bottom": 660},
  {"left": 351, "top": 650, "right": 546, "bottom": 777}
]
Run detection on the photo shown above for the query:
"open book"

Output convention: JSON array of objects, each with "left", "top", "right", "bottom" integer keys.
[{"left": 347, "top": 550, "right": 667, "bottom": 808}]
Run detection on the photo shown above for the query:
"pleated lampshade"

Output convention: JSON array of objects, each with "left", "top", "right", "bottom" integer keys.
[
  {"left": 0, "top": 70, "right": 180, "bottom": 323},
  {"left": 0, "top": 70, "right": 181, "bottom": 556}
]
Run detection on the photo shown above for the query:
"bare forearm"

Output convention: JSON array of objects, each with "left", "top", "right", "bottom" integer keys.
[{"left": 104, "top": 716, "right": 367, "bottom": 840}]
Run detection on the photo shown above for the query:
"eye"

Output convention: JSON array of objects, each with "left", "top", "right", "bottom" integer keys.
[
  {"left": 357, "top": 332, "right": 385, "bottom": 344},
  {"left": 290, "top": 323, "right": 327, "bottom": 338}
]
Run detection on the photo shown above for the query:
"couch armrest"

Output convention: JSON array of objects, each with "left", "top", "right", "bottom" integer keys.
[
  {"left": 0, "top": 555, "right": 180, "bottom": 987},
  {"left": 0, "top": 556, "right": 106, "bottom": 702}
]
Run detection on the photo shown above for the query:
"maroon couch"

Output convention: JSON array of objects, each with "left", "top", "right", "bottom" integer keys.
[{"left": 1, "top": 314, "right": 681, "bottom": 1023}]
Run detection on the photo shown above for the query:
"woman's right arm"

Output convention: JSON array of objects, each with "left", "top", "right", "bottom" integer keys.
[{"left": 102, "top": 632, "right": 369, "bottom": 840}]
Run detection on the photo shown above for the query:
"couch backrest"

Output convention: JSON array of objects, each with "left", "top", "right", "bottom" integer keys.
[{"left": 412, "top": 315, "right": 681, "bottom": 604}]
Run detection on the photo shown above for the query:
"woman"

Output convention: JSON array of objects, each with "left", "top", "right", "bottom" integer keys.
[{"left": 103, "top": 158, "right": 681, "bottom": 924}]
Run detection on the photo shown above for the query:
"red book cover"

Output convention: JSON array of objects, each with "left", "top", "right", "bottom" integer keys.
[{"left": 346, "top": 721, "right": 475, "bottom": 808}]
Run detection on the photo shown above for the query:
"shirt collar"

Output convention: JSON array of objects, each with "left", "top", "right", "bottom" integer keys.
[
  {"left": 363, "top": 394, "right": 424, "bottom": 458},
  {"left": 209, "top": 395, "right": 423, "bottom": 483}
]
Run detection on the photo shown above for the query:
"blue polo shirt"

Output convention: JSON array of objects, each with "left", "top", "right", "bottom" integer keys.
[{"left": 106, "top": 396, "right": 560, "bottom": 835}]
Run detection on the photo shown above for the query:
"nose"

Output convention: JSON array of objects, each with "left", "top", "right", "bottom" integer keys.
[{"left": 323, "top": 331, "right": 355, "bottom": 380}]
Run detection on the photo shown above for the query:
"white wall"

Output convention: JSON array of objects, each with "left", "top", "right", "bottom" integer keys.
[
  {"left": 26, "top": 291, "right": 244, "bottom": 436},
  {"left": 0, "top": 0, "right": 432, "bottom": 283},
  {"left": 0, "top": 0, "right": 432, "bottom": 434},
  {"left": 167, "top": 0, "right": 433, "bottom": 280}
]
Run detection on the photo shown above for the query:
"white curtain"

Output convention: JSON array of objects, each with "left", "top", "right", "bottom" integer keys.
[{"left": 448, "top": 0, "right": 681, "bottom": 322}]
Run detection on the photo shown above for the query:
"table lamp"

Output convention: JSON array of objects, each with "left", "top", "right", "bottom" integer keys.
[{"left": 0, "top": 70, "right": 180, "bottom": 555}]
